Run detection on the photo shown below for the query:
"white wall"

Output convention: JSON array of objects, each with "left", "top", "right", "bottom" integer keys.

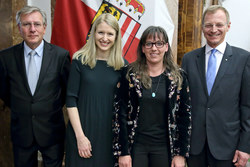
[
  {"left": 28, "top": 0, "right": 51, "bottom": 42},
  {"left": 222, "top": 0, "right": 250, "bottom": 51}
]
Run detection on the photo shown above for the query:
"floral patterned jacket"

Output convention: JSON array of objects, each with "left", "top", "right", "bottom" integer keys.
[{"left": 112, "top": 65, "right": 192, "bottom": 166}]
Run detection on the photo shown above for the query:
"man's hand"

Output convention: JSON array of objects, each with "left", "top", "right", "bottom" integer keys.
[{"left": 233, "top": 150, "right": 250, "bottom": 167}]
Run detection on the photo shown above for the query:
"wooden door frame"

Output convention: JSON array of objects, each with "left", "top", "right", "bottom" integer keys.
[
  {"left": 177, "top": 0, "right": 220, "bottom": 64},
  {"left": 177, "top": 0, "right": 204, "bottom": 64}
]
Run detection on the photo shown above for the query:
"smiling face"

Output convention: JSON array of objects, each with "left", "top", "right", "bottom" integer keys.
[
  {"left": 95, "top": 21, "right": 116, "bottom": 56},
  {"left": 18, "top": 11, "right": 46, "bottom": 50},
  {"left": 142, "top": 34, "right": 168, "bottom": 66},
  {"left": 202, "top": 9, "right": 230, "bottom": 48}
]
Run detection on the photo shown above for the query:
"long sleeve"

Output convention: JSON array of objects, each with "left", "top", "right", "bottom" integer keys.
[
  {"left": 238, "top": 54, "right": 250, "bottom": 153},
  {"left": 174, "top": 71, "right": 192, "bottom": 157},
  {"left": 113, "top": 66, "right": 130, "bottom": 156},
  {"left": 60, "top": 52, "right": 71, "bottom": 105}
]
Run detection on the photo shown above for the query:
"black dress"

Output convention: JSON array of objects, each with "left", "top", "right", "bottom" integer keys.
[{"left": 65, "top": 59, "right": 121, "bottom": 167}]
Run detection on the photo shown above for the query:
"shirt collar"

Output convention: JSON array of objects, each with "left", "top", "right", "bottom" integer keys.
[
  {"left": 24, "top": 40, "right": 44, "bottom": 57},
  {"left": 205, "top": 41, "right": 227, "bottom": 54}
]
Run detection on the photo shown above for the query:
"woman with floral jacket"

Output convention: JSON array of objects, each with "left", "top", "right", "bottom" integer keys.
[{"left": 113, "top": 26, "right": 192, "bottom": 167}]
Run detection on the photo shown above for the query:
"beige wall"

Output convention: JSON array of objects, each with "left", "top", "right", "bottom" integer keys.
[{"left": 165, "top": 0, "right": 178, "bottom": 61}]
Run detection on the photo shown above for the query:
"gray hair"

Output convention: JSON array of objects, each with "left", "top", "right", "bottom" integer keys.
[{"left": 16, "top": 6, "right": 47, "bottom": 26}]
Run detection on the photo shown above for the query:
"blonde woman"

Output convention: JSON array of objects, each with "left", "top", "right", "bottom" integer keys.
[{"left": 65, "top": 13, "right": 125, "bottom": 167}]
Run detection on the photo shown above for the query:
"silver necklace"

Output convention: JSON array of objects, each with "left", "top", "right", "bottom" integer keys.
[{"left": 151, "top": 74, "right": 162, "bottom": 98}]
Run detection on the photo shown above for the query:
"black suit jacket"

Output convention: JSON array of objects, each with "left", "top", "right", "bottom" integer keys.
[
  {"left": 0, "top": 40, "right": 71, "bottom": 147},
  {"left": 181, "top": 43, "right": 250, "bottom": 160}
]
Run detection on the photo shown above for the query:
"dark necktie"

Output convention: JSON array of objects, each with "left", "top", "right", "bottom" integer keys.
[{"left": 206, "top": 49, "right": 217, "bottom": 95}]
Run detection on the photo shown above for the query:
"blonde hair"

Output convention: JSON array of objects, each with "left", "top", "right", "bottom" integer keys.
[
  {"left": 202, "top": 5, "right": 230, "bottom": 25},
  {"left": 129, "top": 26, "right": 183, "bottom": 89},
  {"left": 73, "top": 13, "right": 124, "bottom": 70}
]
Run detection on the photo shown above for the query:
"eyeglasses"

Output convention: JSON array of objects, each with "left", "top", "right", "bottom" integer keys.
[
  {"left": 144, "top": 41, "right": 166, "bottom": 49},
  {"left": 203, "top": 23, "right": 226, "bottom": 29},
  {"left": 20, "top": 22, "right": 43, "bottom": 28}
]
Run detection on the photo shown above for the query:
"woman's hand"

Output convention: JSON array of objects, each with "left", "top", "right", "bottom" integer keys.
[
  {"left": 171, "top": 155, "right": 186, "bottom": 167},
  {"left": 76, "top": 134, "right": 92, "bottom": 158},
  {"left": 119, "top": 155, "right": 132, "bottom": 167}
]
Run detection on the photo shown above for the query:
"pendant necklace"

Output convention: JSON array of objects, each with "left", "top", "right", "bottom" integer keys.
[{"left": 151, "top": 74, "right": 162, "bottom": 98}]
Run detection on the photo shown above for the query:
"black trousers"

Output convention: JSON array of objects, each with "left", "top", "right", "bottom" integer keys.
[
  {"left": 187, "top": 141, "right": 234, "bottom": 167},
  {"left": 13, "top": 140, "right": 64, "bottom": 167},
  {"left": 132, "top": 142, "right": 170, "bottom": 167}
]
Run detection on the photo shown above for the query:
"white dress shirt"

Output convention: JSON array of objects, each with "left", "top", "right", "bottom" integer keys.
[{"left": 205, "top": 41, "right": 227, "bottom": 75}]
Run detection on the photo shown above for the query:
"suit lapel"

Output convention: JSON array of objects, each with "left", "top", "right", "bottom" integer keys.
[
  {"left": 14, "top": 42, "right": 33, "bottom": 94},
  {"left": 35, "top": 41, "right": 53, "bottom": 93},
  {"left": 195, "top": 47, "right": 208, "bottom": 95},
  {"left": 210, "top": 44, "right": 233, "bottom": 96}
]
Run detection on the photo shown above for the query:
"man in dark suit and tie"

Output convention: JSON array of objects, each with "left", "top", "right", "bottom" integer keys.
[
  {"left": 0, "top": 6, "right": 71, "bottom": 167},
  {"left": 182, "top": 5, "right": 250, "bottom": 167}
]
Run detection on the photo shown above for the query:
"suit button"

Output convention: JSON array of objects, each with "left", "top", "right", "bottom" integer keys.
[{"left": 32, "top": 115, "right": 35, "bottom": 119}]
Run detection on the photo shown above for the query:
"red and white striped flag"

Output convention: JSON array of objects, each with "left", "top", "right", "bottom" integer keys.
[{"left": 51, "top": 0, "right": 174, "bottom": 63}]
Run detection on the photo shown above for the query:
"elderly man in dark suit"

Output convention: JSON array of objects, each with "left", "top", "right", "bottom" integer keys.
[
  {"left": 0, "top": 6, "right": 70, "bottom": 167},
  {"left": 182, "top": 5, "right": 250, "bottom": 167}
]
